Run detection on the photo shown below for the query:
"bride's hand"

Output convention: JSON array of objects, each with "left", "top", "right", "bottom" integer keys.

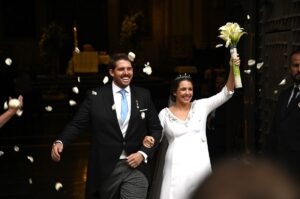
[{"left": 143, "top": 136, "right": 155, "bottom": 148}]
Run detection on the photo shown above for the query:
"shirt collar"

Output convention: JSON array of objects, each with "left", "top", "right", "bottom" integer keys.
[{"left": 112, "top": 81, "right": 130, "bottom": 94}]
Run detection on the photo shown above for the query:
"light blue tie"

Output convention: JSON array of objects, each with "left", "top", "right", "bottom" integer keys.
[{"left": 120, "top": 89, "right": 128, "bottom": 123}]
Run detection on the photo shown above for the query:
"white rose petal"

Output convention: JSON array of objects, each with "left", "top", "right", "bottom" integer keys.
[
  {"left": 143, "top": 62, "right": 152, "bottom": 75},
  {"left": 247, "top": 59, "right": 256, "bottom": 66},
  {"left": 128, "top": 52, "right": 136, "bottom": 62},
  {"left": 244, "top": 69, "right": 251, "bottom": 74},
  {"left": 9, "top": 99, "right": 20, "bottom": 108},
  {"left": 74, "top": 47, "right": 80, "bottom": 54},
  {"left": 247, "top": 14, "right": 251, "bottom": 20},
  {"left": 14, "top": 145, "right": 20, "bottom": 152},
  {"left": 5, "top": 58, "right": 12, "bottom": 66},
  {"left": 257, "top": 62, "right": 264, "bottom": 69},
  {"left": 16, "top": 110, "right": 23, "bottom": 117},
  {"left": 103, "top": 76, "right": 109, "bottom": 84},
  {"left": 69, "top": 100, "right": 77, "bottom": 106},
  {"left": 45, "top": 106, "right": 53, "bottom": 112},
  {"left": 0, "top": 151, "right": 4, "bottom": 157},
  {"left": 3, "top": 101, "right": 8, "bottom": 110},
  {"left": 55, "top": 182, "right": 63, "bottom": 191},
  {"left": 28, "top": 178, "right": 33, "bottom": 184},
  {"left": 77, "top": 76, "right": 81, "bottom": 83},
  {"left": 274, "top": 90, "right": 278, "bottom": 94},
  {"left": 144, "top": 62, "right": 150, "bottom": 67},
  {"left": 72, "top": 86, "right": 79, "bottom": 94},
  {"left": 278, "top": 78, "right": 286, "bottom": 86},
  {"left": 27, "top": 155, "right": 34, "bottom": 163},
  {"left": 92, "top": 91, "right": 97, "bottom": 95},
  {"left": 215, "top": 44, "right": 223, "bottom": 48}
]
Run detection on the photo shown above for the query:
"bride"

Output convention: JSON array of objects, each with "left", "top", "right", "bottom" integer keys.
[{"left": 145, "top": 57, "right": 239, "bottom": 199}]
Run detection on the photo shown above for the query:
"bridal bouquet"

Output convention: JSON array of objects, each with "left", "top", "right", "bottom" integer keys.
[{"left": 218, "top": 22, "right": 247, "bottom": 88}]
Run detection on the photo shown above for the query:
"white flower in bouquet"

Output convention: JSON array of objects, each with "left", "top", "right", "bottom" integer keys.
[
  {"left": 143, "top": 62, "right": 152, "bottom": 75},
  {"left": 218, "top": 22, "right": 247, "bottom": 88},
  {"left": 128, "top": 52, "right": 136, "bottom": 62},
  {"left": 218, "top": 22, "right": 247, "bottom": 48}
]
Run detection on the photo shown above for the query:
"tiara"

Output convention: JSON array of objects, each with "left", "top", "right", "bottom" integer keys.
[{"left": 175, "top": 73, "right": 191, "bottom": 80}]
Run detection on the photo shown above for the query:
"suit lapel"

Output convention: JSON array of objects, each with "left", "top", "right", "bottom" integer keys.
[
  {"left": 284, "top": 87, "right": 299, "bottom": 116},
  {"left": 126, "top": 86, "right": 139, "bottom": 138},
  {"left": 102, "top": 85, "right": 123, "bottom": 136}
]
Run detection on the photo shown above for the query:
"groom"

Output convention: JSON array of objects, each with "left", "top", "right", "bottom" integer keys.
[{"left": 51, "top": 53, "right": 162, "bottom": 199}]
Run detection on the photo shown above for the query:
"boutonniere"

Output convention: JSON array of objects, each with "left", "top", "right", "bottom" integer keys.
[
  {"left": 92, "top": 91, "right": 97, "bottom": 95},
  {"left": 136, "top": 100, "right": 139, "bottom": 109},
  {"left": 112, "top": 104, "right": 115, "bottom": 110}
]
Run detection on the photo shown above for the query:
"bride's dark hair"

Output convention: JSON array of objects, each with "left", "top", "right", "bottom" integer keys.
[{"left": 169, "top": 74, "right": 193, "bottom": 104}]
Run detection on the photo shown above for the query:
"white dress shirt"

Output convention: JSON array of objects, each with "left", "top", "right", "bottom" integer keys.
[{"left": 112, "top": 82, "right": 147, "bottom": 162}]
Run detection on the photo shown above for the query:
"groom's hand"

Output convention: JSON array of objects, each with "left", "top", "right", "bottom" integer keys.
[{"left": 127, "top": 152, "right": 144, "bottom": 168}]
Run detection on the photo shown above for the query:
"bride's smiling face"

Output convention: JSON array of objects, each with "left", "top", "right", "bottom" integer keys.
[{"left": 174, "top": 80, "right": 193, "bottom": 104}]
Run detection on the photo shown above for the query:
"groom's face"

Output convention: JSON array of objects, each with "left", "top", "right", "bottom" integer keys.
[{"left": 109, "top": 59, "right": 133, "bottom": 88}]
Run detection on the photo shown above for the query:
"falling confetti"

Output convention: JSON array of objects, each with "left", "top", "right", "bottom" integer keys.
[
  {"left": 128, "top": 52, "right": 136, "bottom": 62},
  {"left": 72, "top": 86, "right": 79, "bottom": 94},
  {"left": 0, "top": 151, "right": 4, "bottom": 157},
  {"left": 27, "top": 155, "right": 34, "bottom": 163},
  {"left": 143, "top": 62, "right": 152, "bottom": 75},
  {"left": 45, "top": 106, "right": 53, "bottom": 112},
  {"left": 257, "top": 62, "right": 264, "bottom": 69},
  {"left": 244, "top": 69, "right": 251, "bottom": 74},
  {"left": 55, "top": 182, "right": 63, "bottom": 191},
  {"left": 215, "top": 44, "right": 223, "bottom": 48},
  {"left": 14, "top": 145, "right": 20, "bottom": 152},
  {"left": 274, "top": 90, "right": 278, "bottom": 94},
  {"left": 103, "top": 76, "right": 109, "bottom": 84},
  {"left": 77, "top": 76, "right": 81, "bottom": 83},
  {"left": 247, "top": 14, "right": 251, "bottom": 20},
  {"left": 3, "top": 101, "right": 8, "bottom": 110},
  {"left": 28, "top": 178, "right": 33, "bottom": 184},
  {"left": 278, "top": 78, "right": 286, "bottom": 86},
  {"left": 247, "top": 59, "right": 256, "bottom": 66},
  {"left": 16, "top": 110, "right": 23, "bottom": 117},
  {"left": 69, "top": 100, "right": 77, "bottom": 106},
  {"left": 5, "top": 58, "right": 12, "bottom": 66},
  {"left": 92, "top": 91, "right": 97, "bottom": 95},
  {"left": 8, "top": 99, "right": 21, "bottom": 108}
]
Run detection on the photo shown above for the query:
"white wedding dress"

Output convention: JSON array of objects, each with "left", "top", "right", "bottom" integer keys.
[{"left": 158, "top": 86, "right": 233, "bottom": 199}]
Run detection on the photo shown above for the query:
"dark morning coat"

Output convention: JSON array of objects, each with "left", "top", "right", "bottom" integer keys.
[
  {"left": 265, "top": 86, "right": 300, "bottom": 173},
  {"left": 58, "top": 84, "right": 163, "bottom": 199}
]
